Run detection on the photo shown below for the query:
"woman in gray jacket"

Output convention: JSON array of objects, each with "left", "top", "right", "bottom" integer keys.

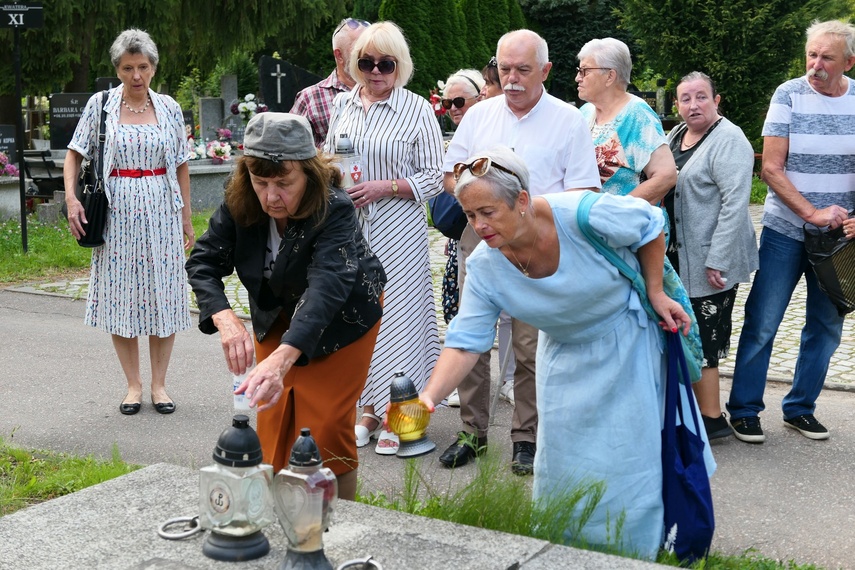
[{"left": 666, "top": 71, "right": 759, "bottom": 440}]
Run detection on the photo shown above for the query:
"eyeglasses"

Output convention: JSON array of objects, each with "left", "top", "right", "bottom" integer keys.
[
  {"left": 487, "top": 56, "right": 497, "bottom": 68},
  {"left": 453, "top": 157, "right": 521, "bottom": 183},
  {"left": 334, "top": 18, "right": 370, "bottom": 36},
  {"left": 576, "top": 67, "right": 611, "bottom": 78},
  {"left": 441, "top": 96, "right": 477, "bottom": 110},
  {"left": 357, "top": 58, "right": 397, "bottom": 75}
]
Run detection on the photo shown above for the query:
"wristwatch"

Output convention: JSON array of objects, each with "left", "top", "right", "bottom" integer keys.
[{"left": 391, "top": 179, "right": 398, "bottom": 198}]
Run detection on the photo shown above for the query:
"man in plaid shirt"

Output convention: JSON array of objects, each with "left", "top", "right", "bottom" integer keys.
[{"left": 291, "top": 18, "right": 370, "bottom": 147}]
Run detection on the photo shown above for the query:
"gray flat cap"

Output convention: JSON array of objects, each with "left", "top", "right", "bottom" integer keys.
[{"left": 243, "top": 112, "right": 317, "bottom": 162}]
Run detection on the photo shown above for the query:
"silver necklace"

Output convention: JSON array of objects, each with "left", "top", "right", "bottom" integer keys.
[{"left": 122, "top": 97, "right": 151, "bottom": 114}]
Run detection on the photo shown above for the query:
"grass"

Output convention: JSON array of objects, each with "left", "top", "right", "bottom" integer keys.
[
  {"left": 0, "top": 210, "right": 214, "bottom": 285},
  {"left": 0, "top": 436, "right": 140, "bottom": 517},
  {"left": 357, "top": 447, "right": 823, "bottom": 570},
  {"left": 751, "top": 175, "right": 768, "bottom": 205}
]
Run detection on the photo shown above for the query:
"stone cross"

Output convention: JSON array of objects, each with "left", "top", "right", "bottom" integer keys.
[{"left": 269, "top": 64, "right": 287, "bottom": 105}]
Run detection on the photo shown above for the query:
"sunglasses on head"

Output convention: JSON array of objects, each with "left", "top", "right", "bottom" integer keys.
[
  {"left": 441, "top": 96, "right": 476, "bottom": 110},
  {"left": 357, "top": 58, "right": 397, "bottom": 75},
  {"left": 487, "top": 56, "right": 498, "bottom": 68},
  {"left": 334, "top": 18, "right": 370, "bottom": 36},
  {"left": 453, "top": 157, "right": 521, "bottom": 183}
]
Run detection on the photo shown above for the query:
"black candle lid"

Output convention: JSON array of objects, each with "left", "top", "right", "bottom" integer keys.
[
  {"left": 289, "top": 427, "right": 322, "bottom": 467},
  {"left": 212, "top": 415, "right": 264, "bottom": 467},
  {"left": 389, "top": 370, "right": 417, "bottom": 403}
]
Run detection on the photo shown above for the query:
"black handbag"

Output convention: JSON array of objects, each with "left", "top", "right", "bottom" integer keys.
[
  {"left": 70, "top": 90, "right": 109, "bottom": 248},
  {"left": 804, "top": 218, "right": 855, "bottom": 316}
]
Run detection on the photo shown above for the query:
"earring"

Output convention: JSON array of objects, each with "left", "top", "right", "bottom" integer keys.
[{"left": 520, "top": 210, "right": 526, "bottom": 218}]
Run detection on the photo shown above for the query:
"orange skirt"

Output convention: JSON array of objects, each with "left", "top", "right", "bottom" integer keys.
[{"left": 255, "top": 314, "right": 381, "bottom": 476}]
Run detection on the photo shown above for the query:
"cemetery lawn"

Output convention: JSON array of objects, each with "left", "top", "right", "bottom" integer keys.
[
  {"left": 0, "top": 210, "right": 213, "bottom": 284},
  {"left": 0, "top": 438, "right": 139, "bottom": 517}
]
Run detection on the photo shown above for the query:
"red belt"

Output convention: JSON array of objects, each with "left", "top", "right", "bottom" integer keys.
[{"left": 109, "top": 168, "right": 167, "bottom": 178}]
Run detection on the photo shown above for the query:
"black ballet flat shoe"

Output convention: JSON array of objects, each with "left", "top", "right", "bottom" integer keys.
[
  {"left": 119, "top": 401, "right": 141, "bottom": 415},
  {"left": 152, "top": 397, "right": 176, "bottom": 414}
]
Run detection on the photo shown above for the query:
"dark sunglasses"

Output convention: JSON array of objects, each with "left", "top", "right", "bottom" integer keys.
[
  {"left": 334, "top": 18, "right": 370, "bottom": 36},
  {"left": 453, "top": 157, "right": 521, "bottom": 183},
  {"left": 357, "top": 58, "right": 397, "bottom": 75},
  {"left": 441, "top": 96, "right": 476, "bottom": 110}
]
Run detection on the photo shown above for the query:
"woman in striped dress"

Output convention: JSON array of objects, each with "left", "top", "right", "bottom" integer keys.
[
  {"left": 64, "top": 29, "right": 193, "bottom": 416},
  {"left": 324, "top": 21, "right": 444, "bottom": 455}
]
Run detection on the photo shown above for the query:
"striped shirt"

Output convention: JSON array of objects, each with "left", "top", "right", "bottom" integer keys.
[
  {"left": 290, "top": 70, "right": 350, "bottom": 148},
  {"left": 762, "top": 76, "right": 855, "bottom": 240}
]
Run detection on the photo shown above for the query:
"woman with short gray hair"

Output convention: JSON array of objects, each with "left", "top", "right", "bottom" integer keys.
[
  {"left": 576, "top": 37, "right": 676, "bottom": 204},
  {"left": 64, "top": 28, "right": 193, "bottom": 416},
  {"left": 411, "top": 146, "right": 712, "bottom": 560}
]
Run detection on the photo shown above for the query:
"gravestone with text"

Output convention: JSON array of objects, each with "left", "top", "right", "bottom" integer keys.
[
  {"left": 95, "top": 77, "right": 119, "bottom": 91},
  {"left": 49, "top": 93, "right": 92, "bottom": 150},
  {"left": 258, "top": 55, "right": 323, "bottom": 112},
  {"left": 0, "top": 125, "right": 16, "bottom": 161}
]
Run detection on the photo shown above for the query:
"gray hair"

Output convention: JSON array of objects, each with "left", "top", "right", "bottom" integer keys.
[
  {"left": 110, "top": 29, "right": 159, "bottom": 69},
  {"left": 577, "top": 38, "right": 632, "bottom": 88},
  {"left": 806, "top": 19, "right": 855, "bottom": 59},
  {"left": 443, "top": 69, "right": 485, "bottom": 98},
  {"left": 497, "top": 30, "right": 549, "bottom": 68},
  {"left": 677, "top": 71, "right": 717, "bottom": 98},
  {"left": 454, "top": 146, "right": 530, "bottom": 209}
]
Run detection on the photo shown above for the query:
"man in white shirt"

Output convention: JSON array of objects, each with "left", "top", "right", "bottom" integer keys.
[{"left": 440, "top": 29, "right": 601, "bottom": 475}]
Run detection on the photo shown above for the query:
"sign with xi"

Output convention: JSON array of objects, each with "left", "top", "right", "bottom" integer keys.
[{"left": 1, "top": 2, "right": 43, "bottom": 28}]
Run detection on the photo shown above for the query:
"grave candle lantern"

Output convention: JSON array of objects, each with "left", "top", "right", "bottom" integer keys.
[
  {"left": 199, "top": 415, "right": 275, "bottom": 561},
  {"left": 273, "top": 428, "right": 338, "bottom": 570},
  {"left": 386, "top": 370, "right": 436, "bottom": 458}
]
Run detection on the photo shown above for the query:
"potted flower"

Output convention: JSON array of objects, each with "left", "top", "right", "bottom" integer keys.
[
  {"left": 230, "top": 94, "right": 268, "bottom": 124},
  {"left": 187, "top": 137, "right": 207, "bottom": 160},
  {"left": 0, "top": 152, "right": 19, "bottom": 178}
]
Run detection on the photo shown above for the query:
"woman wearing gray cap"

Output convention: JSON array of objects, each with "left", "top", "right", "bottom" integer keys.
[{"left": 186, "top": 112, "right": 386, "bottom": 500}]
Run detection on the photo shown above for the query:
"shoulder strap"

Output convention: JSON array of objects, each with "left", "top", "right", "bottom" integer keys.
[
  {"left": 576, "top": 191, "right": 656, "bottom": 321},
  {"left": 93, "top": 90, "right": 108, "bottom": 190}
]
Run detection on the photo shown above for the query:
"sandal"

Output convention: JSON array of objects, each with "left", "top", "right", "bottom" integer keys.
[
  {"left": 374, "top": 430, "right": 400, "bottom": 456},
  {"left": 355, "top": 412, "right": 383, "bottom": 447}
]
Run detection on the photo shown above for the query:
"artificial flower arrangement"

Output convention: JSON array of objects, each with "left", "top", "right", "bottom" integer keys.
[
  {"left": 429, "top": 80, "right": 447, "bottom": 118},
  {"left": 187, "top": 137, "right": 207, "bottom": 160},
  {"left": 231, "top": 93, "right": 268, "bottom": 124},
  {"left": 216, "top": 128, "right": 232, "bottom": 142},
  {"left": 0, "top": 151, "right": 19, "bottom": 177},
  {"left": 206, "top": 140, "right": 233, "bottom": 162}
]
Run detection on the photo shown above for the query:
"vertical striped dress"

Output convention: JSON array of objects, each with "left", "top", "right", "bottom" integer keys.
[
  {"left": 325, "top": 85, "right": 444, "bottom": 411},
  {"left": 69, "top": 90, "right": 191, "bottom": 339}
]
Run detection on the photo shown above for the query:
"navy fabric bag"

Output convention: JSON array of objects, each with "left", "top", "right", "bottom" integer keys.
[
  {"left": 662, "top": 331, "right": 715, "bottom": 563},
  {"left": 428, "top": 191, "right": 467, "bottom": 240}
]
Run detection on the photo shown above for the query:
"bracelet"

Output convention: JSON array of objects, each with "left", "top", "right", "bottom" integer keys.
[{"left": 391, "top": 179, "right": 398, "bottom": 198}]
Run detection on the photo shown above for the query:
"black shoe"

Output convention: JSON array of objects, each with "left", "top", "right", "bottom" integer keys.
[
  {"left": 439, "top": 432, "right": 486, "bottom": 468},
  {"left": 730, "top": 415, "right": 765, "bottom": 443},
  {"left": 702, "top": 413, "right": 733, "bottom": 440},
  {"left": 511, "top": 441, "right": 535, "bottom": 476},
  {"left": 152, "top": 397, "right": 176, "bottom": 415},
  {"left": 119, "top": 401, "right": 141, "bottom": 415},
  {"left": 784, "top": 414, "right": 829, "bottom": 440}
]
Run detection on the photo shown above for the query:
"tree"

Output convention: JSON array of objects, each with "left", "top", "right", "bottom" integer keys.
[
  {"left": 520, "top": 0, "right": 629, "bottom": 103},
  {"left": 379, "top": 0, "right": 437, "bottom": 95},
  {"left": 618, "top": 0, "right": 850, "bottom": 145},
  {"left": 460, "top": 0, "right": 492, "bottom": 67}
]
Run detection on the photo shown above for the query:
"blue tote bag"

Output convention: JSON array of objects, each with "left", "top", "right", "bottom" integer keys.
[{"left": 662, "top": 331, "right": 715, "bottom": 563}]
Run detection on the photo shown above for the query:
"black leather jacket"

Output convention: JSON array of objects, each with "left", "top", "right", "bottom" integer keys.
[{"left": 186, "top": 187, "right": 386, "bottom": 366}]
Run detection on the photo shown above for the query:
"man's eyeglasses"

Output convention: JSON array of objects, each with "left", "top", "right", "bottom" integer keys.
[
  {"left": 453, "top": 157, "right": 521, "bottom": 184},
  {"left": 441, "top": 96, "right": 477, "bottom": 110},
  {"left": 334, "top": 18, "right": 370, "bottom": 36},
  {"left": 357, "top": 58, "right": 397, "bottom": 75},
  {"left": 576, "top": 67, "right": 611, "bottom": 78}
]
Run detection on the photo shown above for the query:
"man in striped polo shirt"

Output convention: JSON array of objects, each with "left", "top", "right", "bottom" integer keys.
[{"left": 727, "top": 19, "right": 855, "bottom": 443}]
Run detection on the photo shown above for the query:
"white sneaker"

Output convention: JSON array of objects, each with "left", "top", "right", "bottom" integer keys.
[
  {"left": 447, "top": 389, "right": 460, "bottom": 407},
  {"left": 499, "top": 383, "right": 514, "bottom": 405}
]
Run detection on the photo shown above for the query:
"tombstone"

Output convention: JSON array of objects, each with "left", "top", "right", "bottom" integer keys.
[
  {"left": 222, "top": 113, "right": 245, "bottom": 144},
  {"left": 199, "top": 97, "right": 224, "bottom": 143},
  {"left": 182, "top": 109, "right": 194, "bottom": 139},
  {"left": 628, "top": 90, "right": 658, "bottom": 113},
  {"left": 221, "top": 75, "right": 239, "bottom": 112},
  {"left": 258, "top": 55, "right": 323, "bottom": 112},
  {"left": 49, "top": 93, "right": 93, "bottom": 150},
  {"left": 95, "top": 77, "right": 120, "bottom": 91},
  {"left": 0, "top": 125, "right": 16, "bottom": 162}
]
